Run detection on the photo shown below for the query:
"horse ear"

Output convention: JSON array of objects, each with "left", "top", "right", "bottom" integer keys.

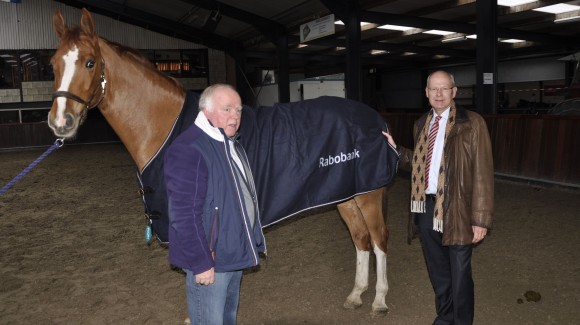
[
  {"left": 80, "top": 8, "right": 96, "bottom": 36},
  {"left": 53, "top": 9, "right": 66, "bottom": 40}
]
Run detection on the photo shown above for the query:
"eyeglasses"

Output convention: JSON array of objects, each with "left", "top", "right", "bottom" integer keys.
[{"left": 428, "top": 87, "right": 454, "bottom": 93}]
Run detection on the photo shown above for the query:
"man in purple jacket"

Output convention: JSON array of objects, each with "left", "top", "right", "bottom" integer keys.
[{"left": 164, "top": 84, "right": 266, "bottom": 324}]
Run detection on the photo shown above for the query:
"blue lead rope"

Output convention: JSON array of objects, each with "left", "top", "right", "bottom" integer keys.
[{"left": 0, "top": 138, "right": 64, "bottom": 197}]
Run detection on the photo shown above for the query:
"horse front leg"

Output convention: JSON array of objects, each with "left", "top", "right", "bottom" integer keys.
[{"left": 343, "top": 246, "right": 370, "bottom": 309}]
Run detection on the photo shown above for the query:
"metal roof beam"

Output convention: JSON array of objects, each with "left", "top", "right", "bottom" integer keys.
[
  {"left": 179, "top": 0, "right": 286, "bottom": 44},
  {"left": 52, "top": 0, "right": 240, "bottom": 54}
]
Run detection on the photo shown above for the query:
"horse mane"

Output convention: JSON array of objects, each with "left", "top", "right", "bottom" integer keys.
[
  {"left": 103, "top": 39, "right": 156, "bottom": 69},
  {"left": 103, "top": 39, "right": 184, "bottom": 90},
  {"left": 61, "top": 26, "right": 183, "bottom": 90}
]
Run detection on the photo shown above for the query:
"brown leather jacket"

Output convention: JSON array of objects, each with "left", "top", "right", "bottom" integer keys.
[{"left": 399, "top": 108, "right": 494, "bottom": 245}]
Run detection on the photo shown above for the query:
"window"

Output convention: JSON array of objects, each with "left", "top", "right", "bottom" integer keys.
[
  {"left": 0, "top": 50, "right": 54, "bottom": 89},
  {"left": 143, "top": 49, "right": 208, "bottom": 77}
]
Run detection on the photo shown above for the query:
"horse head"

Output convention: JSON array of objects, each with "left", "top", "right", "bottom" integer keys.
[{"left": 48, "top": 8, "right": 106, "bottom": 139}]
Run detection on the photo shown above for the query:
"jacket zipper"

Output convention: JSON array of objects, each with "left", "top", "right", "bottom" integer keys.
[
  {"left": 223, "top": 137, "right": 261, "bottom": 265},
  {"left": 236, "top": 145, "right": 267, "bottom": 256}
]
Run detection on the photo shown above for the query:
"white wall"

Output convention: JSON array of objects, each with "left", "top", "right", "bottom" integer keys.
[
  {"left": 253, "top": 79, "right": 345, "bottom": 107},
  {"left": 498, "top": 57, "right": 565, "bottom": 83},
  {"left": 380, "top": 56, "right": 568, "bottom": 110},
  {"left": 0, "top": 0, "right": 205, "bottom": 50}
]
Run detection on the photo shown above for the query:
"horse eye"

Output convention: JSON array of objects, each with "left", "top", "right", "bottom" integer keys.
[{"left": 86, "top": 60, "right": 95, "bottom": 68}]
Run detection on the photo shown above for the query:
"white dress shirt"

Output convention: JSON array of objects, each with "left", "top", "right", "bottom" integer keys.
[{"left": 426, "top": 107, "right": 450, "bottom": 194}]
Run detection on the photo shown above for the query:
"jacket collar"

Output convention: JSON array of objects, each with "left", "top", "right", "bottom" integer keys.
[
  {"left": 194, "top": 110, "right": 240, "bottom": 142},
  {"left": 420, "top": 104, "right": 469, "bottom": 127},
  {"left": 454, "top": 106, "right": 469, "bottom": 123}
]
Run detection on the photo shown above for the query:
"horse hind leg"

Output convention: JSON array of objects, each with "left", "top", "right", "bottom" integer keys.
[
  {"left": 371, "top": 243, "right": 389, "bottom": 316},
  {"left": 354, "top": 188, "right": 389, "bottom": 317},
  {"left": 337, "top": 198, "right": 372, "bottom": 311}
]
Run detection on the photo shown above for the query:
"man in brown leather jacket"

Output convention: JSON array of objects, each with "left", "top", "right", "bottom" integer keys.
[{"left": 383, "top": 70, "right": 494, "bottom": 325}]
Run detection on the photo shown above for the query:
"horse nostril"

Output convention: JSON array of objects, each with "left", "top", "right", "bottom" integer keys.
[{"left": 65, "top": 113, "right": 74, "bottom": 129}]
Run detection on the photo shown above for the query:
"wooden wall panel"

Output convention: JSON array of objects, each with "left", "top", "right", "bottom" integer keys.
[
  {"left": 0, "top": 119, "right": 118, "bottom": 149},
  {"left": 383, "top": 113, "right": 580, "bottom": 186},
  {"left": 2, "top": 113, "right": 579, "bottom": 186}
]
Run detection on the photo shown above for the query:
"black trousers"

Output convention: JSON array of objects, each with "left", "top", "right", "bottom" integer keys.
[{"left": 416, "top": 195, "right": 474, "bottom": 325}]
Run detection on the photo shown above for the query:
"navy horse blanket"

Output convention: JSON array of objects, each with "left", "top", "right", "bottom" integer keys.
[{"left": 139, "top": 92, "right": 399, "bottom": 243}]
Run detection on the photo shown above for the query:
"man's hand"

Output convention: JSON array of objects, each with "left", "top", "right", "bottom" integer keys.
[
  {"left": 382, "top": 131, "right": 397, "bottom": 148},
  {"left": 472, "top": 226, "right": 487, "bottom": 244},
  {"left": 195, "top": 267, "right": 215, "bottom": 285}
]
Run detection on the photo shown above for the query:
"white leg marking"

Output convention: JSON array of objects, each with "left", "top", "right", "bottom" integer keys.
[
  {"left": 344, "top": 246, "right": 369, "bottom": 309},
  {"left": 55, "top": 46, "right": 79, "bottom": 128},
  {"left": 371, "top": 244, "right": 389, "bottom": 315}
]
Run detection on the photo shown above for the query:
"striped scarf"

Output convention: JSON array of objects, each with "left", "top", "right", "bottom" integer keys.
[{"left": 410, "top": 101, "right": 456, "bottom": 233}]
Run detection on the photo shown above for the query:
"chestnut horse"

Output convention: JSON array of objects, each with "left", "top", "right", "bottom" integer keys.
[{"left": 48, "top": 9, "right": 392, "bottom": 316}]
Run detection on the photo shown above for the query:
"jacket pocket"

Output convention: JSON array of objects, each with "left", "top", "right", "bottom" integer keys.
[{"left": 209, "top": 207, "right": 219, "bottom": 260}]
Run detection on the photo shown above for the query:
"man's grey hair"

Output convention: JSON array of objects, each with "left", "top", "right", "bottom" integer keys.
[
  {"left": 199, "top": 83, "right": 238, "bottom": 112},
  {"left": 426, "top": 70, "right": 456, "bottom": 88}
]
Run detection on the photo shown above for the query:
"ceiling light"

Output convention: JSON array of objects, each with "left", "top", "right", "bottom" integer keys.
[
  {"left": 466, "top": 34, "right": 477, "bottom": 39},
  {"left": 441, "top": 36, "right": 466, "bottom": 43},
  {"left": 297, "top": 44, "right": 308, "bottom": 48},
  {"left": 423, "top": 30, "right": 455, "bottom": 36},
  {"left": 554, "top": 15, "right": 580, "bottom": 23},
  {"left": 377, "top": 24, "right": 414, "bottom": 31},
  {"left": 497, "top": 0, "right": 536, "bottom": 7},
  {"left": 335, "top": 20, "right": 371, "bottom": 27},
  {"left": 371, "top": 50, "right": 388, "bottom": 55},
  {"left": 501, "top": 39, "right": 525, "bottom": 43},
  {"left": 335, "top": 46, "right": 345, "bottom": 51},
  {"left": 533, "top": 4, "right": 580, "bottom": 14}
]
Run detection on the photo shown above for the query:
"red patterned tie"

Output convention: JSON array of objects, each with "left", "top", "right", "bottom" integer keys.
[{"left": 425, "top": 115, "right": 441, "bottom": 187}]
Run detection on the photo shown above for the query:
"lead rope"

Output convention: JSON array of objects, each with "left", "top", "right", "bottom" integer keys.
[
  {"left": 136, "top": 170, "right": 154, "bottom": 245},
  {"left": 0, "top": 138, "right": 65, "bottom": 197}
]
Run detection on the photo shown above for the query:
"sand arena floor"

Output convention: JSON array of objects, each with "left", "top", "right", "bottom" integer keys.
[{"left": 1, "top": 143, "right": 579, "bottom": 324}]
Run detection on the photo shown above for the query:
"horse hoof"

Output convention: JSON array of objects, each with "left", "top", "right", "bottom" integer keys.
[
  {"left": 370, "top": 306, "right": 389, "bottom": 317},
  {"left": 343, "top": 300, "right": 362, "bottom": 310}
]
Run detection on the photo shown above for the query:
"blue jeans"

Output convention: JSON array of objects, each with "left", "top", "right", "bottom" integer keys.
[{"left": 185, "top": 269, "right": 243, "bottom": 325}]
